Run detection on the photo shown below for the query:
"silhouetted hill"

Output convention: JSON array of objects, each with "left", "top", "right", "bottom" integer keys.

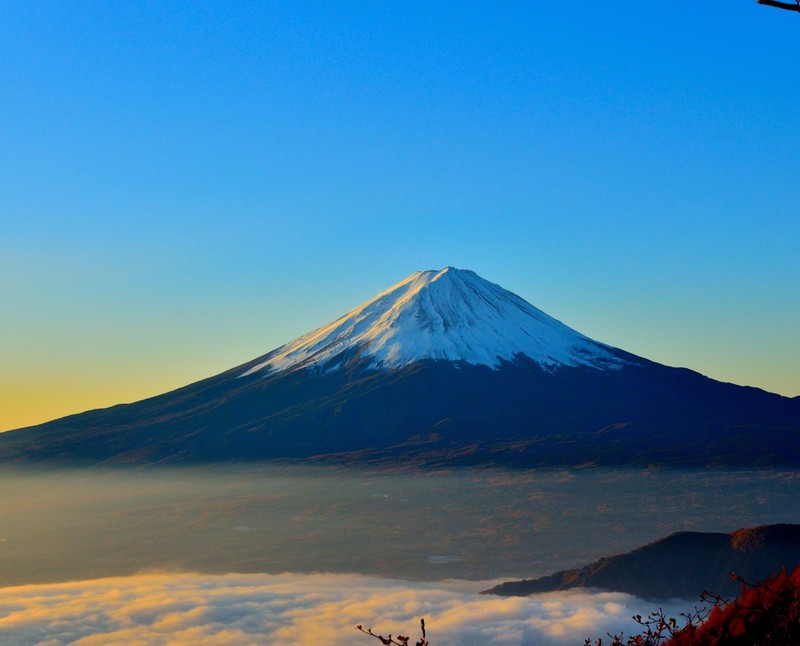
[{"left": 484, "top": 524, "right": 800, "bottom": 600}]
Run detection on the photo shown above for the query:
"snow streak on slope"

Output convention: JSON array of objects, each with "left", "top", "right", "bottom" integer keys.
[{"left": 242, "top": 267, "right": 628, "bottom": 376}]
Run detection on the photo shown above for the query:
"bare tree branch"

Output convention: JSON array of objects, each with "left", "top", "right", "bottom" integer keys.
[
  {"left": 356, "top": 618, "right": 428, "bottom": 646},
  {"left": 757, "top": 0, "right": 800, "bottom": 13}
]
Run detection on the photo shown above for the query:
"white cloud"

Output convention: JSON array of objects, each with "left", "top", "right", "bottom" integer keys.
[{"left": 0, "top": 573, "right": 694, "bottom": 645}]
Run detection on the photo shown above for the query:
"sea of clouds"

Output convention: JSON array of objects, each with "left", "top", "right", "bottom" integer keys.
[{"left": 0, "top": 572, "right": 695, "bottom": 645}]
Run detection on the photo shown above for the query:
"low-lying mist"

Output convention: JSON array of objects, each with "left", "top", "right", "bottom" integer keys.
[
  {"left": 0, "top": 571, "right": 695, "bottom": 646},
  {"left": 0, "top": 465, "right": 798, "bottom": 588}
]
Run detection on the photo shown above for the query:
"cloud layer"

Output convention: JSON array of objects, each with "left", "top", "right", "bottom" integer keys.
[{"left": 0, "top": 572, "right": 695, "bottom": 645}]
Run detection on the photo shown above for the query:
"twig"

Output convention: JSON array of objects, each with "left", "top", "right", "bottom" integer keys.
[
  {"left": 757, "top": 0, "right": 800, "bottom": 13},
  {"left": 356, "top": 618, "right": 428, "bottom": 646}
]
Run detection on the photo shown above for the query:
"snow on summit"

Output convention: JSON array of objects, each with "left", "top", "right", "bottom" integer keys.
[{"left": 242, "top": 267, "right": 627, "bottom": 376}]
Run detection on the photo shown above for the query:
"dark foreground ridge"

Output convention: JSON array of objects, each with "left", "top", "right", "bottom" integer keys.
[{"left": 483, "top": 523, "right": 800, "bottom": 600}]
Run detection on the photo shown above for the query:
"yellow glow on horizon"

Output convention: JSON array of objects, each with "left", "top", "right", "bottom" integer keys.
[{"left": 0, "top": 377, "right": 171, "bottom": 433}]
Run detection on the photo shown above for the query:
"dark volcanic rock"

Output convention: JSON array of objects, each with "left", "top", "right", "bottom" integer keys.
[
  {"left": 0, "top": 356, "right": 798, "bottom": 467},
  {"left": 483, "top": 524, "right": 800, "bottom": 600}
]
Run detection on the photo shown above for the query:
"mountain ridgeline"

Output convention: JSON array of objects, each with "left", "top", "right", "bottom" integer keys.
[
  {"left": 484, "top": 524, "right": 800, "bottom": 600},
  {"left": 2, "top": 267, "right": 798, "bottom": 466}
]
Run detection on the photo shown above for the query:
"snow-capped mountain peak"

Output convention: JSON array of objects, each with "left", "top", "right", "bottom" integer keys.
[{"left": 241, "top": 267, "right": 627, "bottom": 376}]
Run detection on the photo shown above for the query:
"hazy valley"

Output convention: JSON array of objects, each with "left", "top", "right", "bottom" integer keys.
[{"left": 2, "top": 466, "right": 799, "bottom": 588}]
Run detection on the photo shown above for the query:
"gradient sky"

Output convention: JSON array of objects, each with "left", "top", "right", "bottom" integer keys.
[{"left": 2, "top": 1, "right": 798, "bottom": 431}]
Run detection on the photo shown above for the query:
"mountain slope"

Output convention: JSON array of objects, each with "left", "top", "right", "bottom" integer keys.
[
  {"left": 483, "top": 524, "right": 800, "bottom": 600},
  {"left": 242, "top": 267, "right": 626, "bottom": 375},
  {"left": 0, "top": 267, "right": 798, "bottom": 466}
]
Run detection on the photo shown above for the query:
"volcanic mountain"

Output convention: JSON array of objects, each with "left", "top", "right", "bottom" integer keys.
[{"left": 1, "top": 267, "right": 798, "bottom": 466}]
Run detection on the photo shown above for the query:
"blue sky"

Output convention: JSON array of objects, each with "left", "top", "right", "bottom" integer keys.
[{"left": 2, "top": 1, "right": 799, "bottom": 430}]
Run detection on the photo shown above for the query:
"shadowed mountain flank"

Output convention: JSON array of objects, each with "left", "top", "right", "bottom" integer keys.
[
  {"left": 1, "top": 268, "right": 798, "bottom": 466},
  {"left": 483, "top": 524, "right": 800, "bottom": 600}
]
